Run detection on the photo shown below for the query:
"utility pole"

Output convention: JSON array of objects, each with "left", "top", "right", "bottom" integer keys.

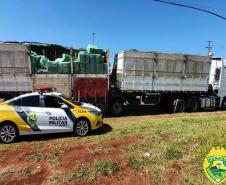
[
  {"left": 206, "top": 41, "right": 213, "bottom": 57},
  {"left": 92, "top": 32, "right": 95, "bottom": 45}
]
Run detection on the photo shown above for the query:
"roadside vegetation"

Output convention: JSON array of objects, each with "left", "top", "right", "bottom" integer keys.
[{"left": 0, "top": 111, "right": 226, "bottom": 185}]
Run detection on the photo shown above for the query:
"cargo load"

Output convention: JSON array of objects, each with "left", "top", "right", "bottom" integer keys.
[
  {"left": 77, "top": 51, "right": 89, "bottom": 64},
  {"left": 58, "top": 61, "right": 71, "bottom": 74},
  {"left": 73, "top": 61, "right": 80, "bottom": 74},
  {"left": 31, "top": 45, "right": 108, "bottom": 75},
  {"left": 73, "top": 46, "right": 107, "bottom": 74},
  {"left": 31, "top": 52, "right": 48, "bottom": 73},
  {"left": 86, "top": 44, "right": 104, "bottom": 55},
  {"left": 47, "top": 60, "right": 58, "bottom": 74}
]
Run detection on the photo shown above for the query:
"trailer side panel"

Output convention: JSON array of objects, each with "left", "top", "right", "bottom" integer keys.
[
  {"left": 116, "top": 51, "right": 211, "bottom": 92},
  {"left": 0, "top": 43, "right": 32, "bottom": 93},
  {"left": 32, "top": 74, "right": 71, "bottom": 97},
  {"left": 73, "top": 74, "right": 108, "bottom": 105}
]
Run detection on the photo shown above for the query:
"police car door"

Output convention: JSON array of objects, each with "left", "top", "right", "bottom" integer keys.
[
  {"left": 40, "top": 95, "right": 74, "bottom": 133},
  {"left": 13, "top": 95, "right": 44, "bottom": 133}
]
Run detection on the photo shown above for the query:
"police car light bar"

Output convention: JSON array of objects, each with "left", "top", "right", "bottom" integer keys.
[{"left": 36, "top": 87, "right": 56, "bottom": 93}]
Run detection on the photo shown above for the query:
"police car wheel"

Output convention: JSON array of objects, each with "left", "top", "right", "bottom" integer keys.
[
  {"left": 0, "top": 124, "right": 18, "bottom": 144},
  {"left": 74, "top": 119, "right": 90, "bottom": 136}
]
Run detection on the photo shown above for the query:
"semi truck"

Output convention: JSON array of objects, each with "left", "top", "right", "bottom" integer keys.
[
  {"left": 0, "top": 42, "right": 226, "bottom": 116},
  {"left": 109, "top": 50, "right": 226, "bottom": 115}
]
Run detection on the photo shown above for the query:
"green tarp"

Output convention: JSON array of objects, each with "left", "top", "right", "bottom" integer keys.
[
  {"left": 78, "top": 51, "right": 89, "bottom": 64},
  {"left": 47, "top": 61, "right": 58, "bottom": 74},
  {"left": 73, "top": 61, "right": 80, "bottom": 74},
  {"left": 31, "top": 44, "right": 108, "bottom": 74},
  {"left": 86, "top": 44, "right": 104, "bottom": 55},
  {"left": 58, "top": 62, "right": 71, "bottom": 74}
]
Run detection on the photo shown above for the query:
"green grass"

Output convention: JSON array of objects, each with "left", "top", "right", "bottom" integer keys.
[
  {"left": 52, "top": 160, "right": 120, "bottom": 183},
  {"left": 165, "top": 146, "right": 183, "bottom": 160},
  {"left": 47, "top": 152, "right": 62, "bottom": 168},
  {"left": 95, "top": 160, "right": 119, "bottom": 176},
  {"left": 127, "top": 154, "right": 141, "bottom": 170},
  {"left": 0, "top": 166, "right": 31, "bottom": 177},
  {"left": 26, "top": 153, "right": 48, "bottom": 161},
  {"left": 1, "top": 112, "right": 226, "bottom": 184},
  {"left": 115, "top": 114, "right": 226, "bottom": 184},
  {"left": 51, "top": 165, "right": 92, "bottom": 183},
  {"left": 26, "top": 152, "right": 62, "bottom": 168}
]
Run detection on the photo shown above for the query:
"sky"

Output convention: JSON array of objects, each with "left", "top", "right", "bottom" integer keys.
[{"left": 0, "top": 0, "right": 226, "bottom": 62}]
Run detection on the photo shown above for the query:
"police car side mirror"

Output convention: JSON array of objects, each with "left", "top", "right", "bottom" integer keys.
[{"left": 61, "top": 104, "right": 69, "bottom": 110}]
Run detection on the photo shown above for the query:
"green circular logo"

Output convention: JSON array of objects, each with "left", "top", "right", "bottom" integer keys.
[{"left": 27, "top": 112, "right": 38, "bottom": 125}]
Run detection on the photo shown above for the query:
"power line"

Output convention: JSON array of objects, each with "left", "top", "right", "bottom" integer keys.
[
  {"left": 175, "top": 1, "right": 226, "bottom": 12},
  {"left": 153, "top": 0, "right": 226, "bottom": 20}
]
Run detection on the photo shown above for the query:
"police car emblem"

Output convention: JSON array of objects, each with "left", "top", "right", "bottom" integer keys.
[{"left": 27, "top": 112, "right": 38, "bottom": 126}]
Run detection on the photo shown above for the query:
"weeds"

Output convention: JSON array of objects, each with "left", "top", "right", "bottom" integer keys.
[
  {"left": 26, "top": 153, "right": 47, "bottom": 161},
  {"left": 95, "top": 160, "right": 119, "bottom": 176},
  {"left": 72, "top": 166, "right": 90, "bottom": 181},
  {"left": 127, "top": 154, "right": 141, "bottom": 170},
  {"left": 51, "top": 165, "right": 91, "bottom": 183},
  {"left": 20, "top": 166, "right": 31, "bottom": 175},
  {"left": 47, "top": 152, "right": 62, "bottom": 168},
  {"left": 1, "top": 168, "right": 18, "bottom": 176},
  {"left": 1, "top": 166, "right": 31, "bottom": 177},
  {"left": 26, "top": 152, "right": 62, "bottom": 168},
  {"left": 165, "top": 147, "right": 183, "bottom": 160}
]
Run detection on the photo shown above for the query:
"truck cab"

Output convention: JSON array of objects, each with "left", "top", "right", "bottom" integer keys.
[{"left": 210, "top": 58, "right": 226, "bottom": 108}]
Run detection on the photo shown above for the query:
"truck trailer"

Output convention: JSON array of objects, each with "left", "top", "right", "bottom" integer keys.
[
  {"left": 0, "top": 43, "right": 32, "bottom": 101},
  {"left": 0, "top": 42, "right": 109, "bottom": 113},
  {"left": 1, "top": 43, "right": 226, "bottom": 116},
  {"left": 109, "top": 50, "right": 226, "bottom": 116}
]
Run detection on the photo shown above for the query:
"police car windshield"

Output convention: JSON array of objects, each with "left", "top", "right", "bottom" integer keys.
[{"left": 61, "top": 95, "right": 83, "bottom": 106}]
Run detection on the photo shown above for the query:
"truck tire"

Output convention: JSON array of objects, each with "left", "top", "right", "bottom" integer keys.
[
  {"left": 221, "top": 98, "right": 226, "bottom": 110},
  {"left": 110, "top": 100, "right": 123, "bottom": 116},
  {"left": 173, "top": 99, "right": 186, "bottom": 113},
  {"left": 188, "top": 98, "right": 199, "bottom": 112}
]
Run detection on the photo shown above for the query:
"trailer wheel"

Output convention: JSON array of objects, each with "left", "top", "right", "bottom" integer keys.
[
  {"left": 188, "top": 98, "right": 199, "bottom": 112},
  {"left": 110, "top": 100, "right": 123, "bottom": 116},
  {"left": 173, "top": 99, "right": 186, "bottom": 113},
  {"left": 221, "top": 98, "right": 226, "bottom": 110}
]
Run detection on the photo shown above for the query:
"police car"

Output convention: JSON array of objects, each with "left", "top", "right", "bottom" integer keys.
[{"left": 0, "top": 92, "right": 103, "bottom": 143}]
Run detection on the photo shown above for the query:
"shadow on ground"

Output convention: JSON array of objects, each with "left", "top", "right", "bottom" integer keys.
[
  {"left": 92, "top": 123, "right": 112, "bottom": 135},
  {"left": 20, "top": 123, "right": 112, "bottom": 142},
  {"left": 112, "top": 104, "right": 216, "bottom": 117},
  {"left": 106, "top": 104, "right": 169, "bottom": 117}
]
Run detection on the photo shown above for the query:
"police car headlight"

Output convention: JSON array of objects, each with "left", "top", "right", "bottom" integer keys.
[{"left": 89, "top": 110, "right": 101, "bottom": 116}]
